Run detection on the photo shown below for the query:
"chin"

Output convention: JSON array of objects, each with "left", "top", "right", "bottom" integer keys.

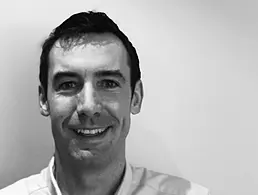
[
  {"left": 71, "top": 148, "right": 95, "bottom": 160},
  {"left": 69, "top": 142, "right": 109, "bottom": 161}
]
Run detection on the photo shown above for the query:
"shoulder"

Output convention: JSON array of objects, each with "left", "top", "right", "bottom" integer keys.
[
  {"left": 0, "top": 168, "right": 49, "bottom": 195},
  {"left": 129, "top": 164, "right": 210, "bottom": 195}
]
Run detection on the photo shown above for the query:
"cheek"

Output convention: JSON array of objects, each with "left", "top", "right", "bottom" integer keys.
[
  {"left": 104, "top": 97, "right": 131, "bottom": 135},
  {"left": 49, "top": 96, "right": 76, "bottom": 122},
  {"left": 103, "top": 95, "right": 130, "bottom": 117},
  {"left": 107, "top": 101, "right": 119, "bottom": 110}
]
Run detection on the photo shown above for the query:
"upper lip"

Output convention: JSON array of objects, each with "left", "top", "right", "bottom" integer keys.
[{"left": 71, "top": 126, "right": 110, "bottom": 130}]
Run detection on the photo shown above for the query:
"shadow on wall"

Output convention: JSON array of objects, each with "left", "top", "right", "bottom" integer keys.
[
  {"left": 0, "top": 26, "right": 54, "bottom": 188},
  {"left": 126, "top": 118, "right": 183, "bottom": 178}
]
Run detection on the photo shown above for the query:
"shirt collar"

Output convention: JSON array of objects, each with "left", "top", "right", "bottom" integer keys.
[{"left": 47, "top": 156, "right": 132, "bottom": 195}]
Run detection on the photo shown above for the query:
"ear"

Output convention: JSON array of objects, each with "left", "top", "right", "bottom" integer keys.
[
  {"left": 38, "top": 85, "right": 50, "bottom": 117},
  {"left": 130, "top": 80, "right": 144, "bottom": 115}
]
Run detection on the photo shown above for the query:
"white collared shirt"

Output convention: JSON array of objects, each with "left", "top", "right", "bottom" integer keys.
[{"left": 0, "top": 157, "right": 210, "bottom": 195}]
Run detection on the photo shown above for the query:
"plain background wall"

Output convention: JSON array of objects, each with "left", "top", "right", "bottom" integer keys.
[{"left": 0, "top": 0, "right": 257, "bottom": 194}]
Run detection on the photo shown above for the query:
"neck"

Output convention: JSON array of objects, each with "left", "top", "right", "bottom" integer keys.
[{"left": 54, "top": 151, "right": 126, "bottom": 195}]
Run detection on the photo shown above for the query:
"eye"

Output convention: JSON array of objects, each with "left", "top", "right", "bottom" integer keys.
[
  {"left": 97, "top": 79, "right": 120, "bottom": 89},
  {"left": 58, "top": 81, "right": 78, "bottom": 91}
]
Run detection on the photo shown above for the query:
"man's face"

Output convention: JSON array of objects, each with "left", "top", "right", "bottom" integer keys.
[{"left": 39, "top": 33, "right": 143, "bottom": 165}]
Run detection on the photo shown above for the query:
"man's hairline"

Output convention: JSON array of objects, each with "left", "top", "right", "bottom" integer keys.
[
  {"left": 53, "top": 32, "right": 124, "bottom": 51},
  {"left": 49, "top": 32, "right": 132, "bottom": 71},
  {"left": 42, "top": 32, "right": 137, "bottom": 97},
  {"left": 46, "top": 33, "right": 133, "bottom": 81}
]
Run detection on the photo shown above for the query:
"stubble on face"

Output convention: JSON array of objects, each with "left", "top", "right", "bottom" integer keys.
[{"left": 46, "top": 33, "right": 132, "bottom": 167}]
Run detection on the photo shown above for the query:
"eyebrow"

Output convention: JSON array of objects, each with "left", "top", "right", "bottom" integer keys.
[
  {"left": 53, "top": 71, "right": 79, "bottom": 83},
  {"left": 52, "top": 70, "right": 126, "bottom": 83},
  {"left": 94, "top": 70, "right": 126, "bottom": 83}
]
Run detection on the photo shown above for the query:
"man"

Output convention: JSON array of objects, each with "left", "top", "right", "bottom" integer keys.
[{"left": 0, "top": 11, "right": 210, "bottom": 195}]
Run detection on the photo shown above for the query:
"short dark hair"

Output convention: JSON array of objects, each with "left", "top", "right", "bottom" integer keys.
[{"left": 39, "top": 11, "right": 141, "bottom": 97}]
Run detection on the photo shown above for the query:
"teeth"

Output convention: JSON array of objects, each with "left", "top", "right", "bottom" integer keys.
[{"left": 75, "top": 128, "right": 107, "bottom": 135}]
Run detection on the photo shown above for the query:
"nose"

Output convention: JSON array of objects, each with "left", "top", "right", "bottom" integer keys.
[{"left": 76, "top": 82, "right": 101, "bottom": 117}]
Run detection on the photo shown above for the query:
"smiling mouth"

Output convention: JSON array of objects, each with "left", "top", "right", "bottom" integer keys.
[{"left": 72, "top": 126, "right": 111, "bottom": 137}]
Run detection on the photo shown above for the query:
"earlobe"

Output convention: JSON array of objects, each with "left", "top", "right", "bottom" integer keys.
[
  {"left": 38, "top": 85, "right": 50, "bottom": 117},
  {"left": 131, "top": 80, "right": 144, "bottom": 115}
]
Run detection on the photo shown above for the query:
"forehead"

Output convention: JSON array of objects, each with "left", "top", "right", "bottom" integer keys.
[{"left": 48, "top": 33, "right": 129, "bottom": 75}]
